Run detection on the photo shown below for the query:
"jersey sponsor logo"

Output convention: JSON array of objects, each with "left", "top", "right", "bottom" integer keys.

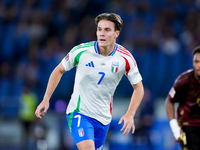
[
  {"left": 78, "top": 128, "right": 84, "bottom": 137},
  {"left": 101, "top": 63, "right": 105, "bottom": 66},
  {"left": 86, "top": 61, "right": 95, "bottom": 67},
  {"left": 111, "top": 61, "right": 119, "bottom": 73}
]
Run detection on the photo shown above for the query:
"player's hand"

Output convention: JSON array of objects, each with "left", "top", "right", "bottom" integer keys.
[
  {"left": 118, "top": 113, "right": 135, "bottom": 135},
  {"left": 35, "top": 100, "right": 49, "bottom": 119},
  {"left": 180, "top": 131, "right": 187, "bottom": 145},
  {"left": 174, "top": 129, "right": 184, "bottom": 141},
  {"left": 175, "top": 129, "right": 186, "bottom": 143}
]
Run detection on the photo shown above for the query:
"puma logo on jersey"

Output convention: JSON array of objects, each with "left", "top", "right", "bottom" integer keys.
[{"left": 86, "top": 61, "right": 94, "bottom": 67}]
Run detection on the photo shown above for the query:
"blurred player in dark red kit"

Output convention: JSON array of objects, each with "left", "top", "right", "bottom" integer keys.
[{"left": 165, "top": 46, "right": 200, "bottom": 150}]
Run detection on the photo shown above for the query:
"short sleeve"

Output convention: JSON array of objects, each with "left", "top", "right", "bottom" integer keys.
[
  {"left": 127, "top": 64, "right": 142, "bottom": 85},
  {"left": 61, "top": 52, "right": 74, "bottom": 71},
  {"left": 168, "top": 74, "right": 186, "bottom": 103},
  {"left": 61, "top": 43, "right": 91, "bottom": 71},
  {"left": 125, "top": 54, "right": 142, "bottom": 85}
]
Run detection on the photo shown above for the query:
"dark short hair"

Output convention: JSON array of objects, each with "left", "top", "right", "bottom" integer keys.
[
  {"left": 192, "top": 46, "right": 200, "bottom": 56},
  {"left": 95, "top": 13, "right": 123, "bottom": 31}
]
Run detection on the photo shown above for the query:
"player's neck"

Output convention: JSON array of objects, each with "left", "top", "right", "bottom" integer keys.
[{"left": 98, "top": 43, "right": 115, "bottom": 56}]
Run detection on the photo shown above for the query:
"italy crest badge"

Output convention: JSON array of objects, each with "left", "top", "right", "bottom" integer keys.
[
  {"left": 78, "top": 128, "right": 84, "bottom": 137},
  {"left": 111, "top": 61, "right": 119, "bottom": 73}
]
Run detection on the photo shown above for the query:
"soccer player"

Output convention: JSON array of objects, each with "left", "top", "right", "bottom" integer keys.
[
  {"left": 35, "top": 13, "right": 144, "bottom": 150},
  {"left": 165, "top": 46, "right": 200, "bottom": 150}
]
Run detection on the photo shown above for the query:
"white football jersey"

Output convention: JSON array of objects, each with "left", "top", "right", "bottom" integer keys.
[{"left": 61, "top": 41, "right": 142, "bottom": 125}]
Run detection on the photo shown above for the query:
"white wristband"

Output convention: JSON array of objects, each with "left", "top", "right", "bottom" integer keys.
[{"left": 169, "top": 119, "right": 181, "bottom": 140}]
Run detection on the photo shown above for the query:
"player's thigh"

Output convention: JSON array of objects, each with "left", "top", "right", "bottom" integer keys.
[
  {"left": 67, "top": 112, "right": 94, "bottom": 143},
  {"left": 94, "top": 123, "right": 110, "bottom": 150},
  {"left": 76, "top": 139, "right": 95, "bottom": 150}
]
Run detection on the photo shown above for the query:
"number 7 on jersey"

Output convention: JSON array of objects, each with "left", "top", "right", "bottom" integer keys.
[{"left": 97, "top": 72, "right": 105, "bottom": 84}]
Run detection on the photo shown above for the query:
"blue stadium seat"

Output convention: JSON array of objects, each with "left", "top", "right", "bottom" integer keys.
[{"left": 1, "top": 24, "right": 16, "bottom": 61}]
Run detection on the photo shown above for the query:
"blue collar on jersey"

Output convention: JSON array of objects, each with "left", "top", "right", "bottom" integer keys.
[{"left": 94, "top": 41, "right": 118, "bottom": 56}]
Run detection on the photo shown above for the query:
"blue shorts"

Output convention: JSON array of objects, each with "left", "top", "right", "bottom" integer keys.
[{"left": 67, "top": 112, "right": 110, "bottom": 149}]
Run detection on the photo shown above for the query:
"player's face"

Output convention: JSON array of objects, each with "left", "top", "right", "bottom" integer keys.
[
  {"left": 96, "top": 20, "right": 120, "bottom": 48},
  {"left": 193, "top": 53, "right": 200, "bottom": 77}
]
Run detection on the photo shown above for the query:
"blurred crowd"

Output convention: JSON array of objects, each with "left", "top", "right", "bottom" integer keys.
[
  {"left": 1, "top": 0, "right": 200, "bottom": 106},
  {"left": 0, "top": 0, "right": 200, "bottom": 149}
]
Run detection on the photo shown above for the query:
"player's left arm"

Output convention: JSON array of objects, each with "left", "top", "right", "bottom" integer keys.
[{"left": 118, "top": 81, "right": 144, "bottom": 135}]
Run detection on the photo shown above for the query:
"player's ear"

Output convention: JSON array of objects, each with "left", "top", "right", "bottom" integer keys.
[{"left": 115, "top": 30, "right": 120, "bottom": 38}]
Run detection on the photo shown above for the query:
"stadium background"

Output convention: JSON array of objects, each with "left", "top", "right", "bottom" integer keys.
[{"left": 0, "top": 0, "right": 199, "bottom": 150}]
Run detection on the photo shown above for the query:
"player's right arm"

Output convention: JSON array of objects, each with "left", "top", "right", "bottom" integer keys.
[
  {"left": 165, "top": 95, "right": 176, "bottom": 121},
  {"left": 165, "top": 88, "right": 186, "bottom": 142},
  {"left": 35, "top": 63, "right": 66, "bottom": 119}
]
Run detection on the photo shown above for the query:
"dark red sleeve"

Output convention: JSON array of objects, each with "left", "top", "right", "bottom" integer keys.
[{"left": 168, "top": 73, "right": 188, "bottom": 103}]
